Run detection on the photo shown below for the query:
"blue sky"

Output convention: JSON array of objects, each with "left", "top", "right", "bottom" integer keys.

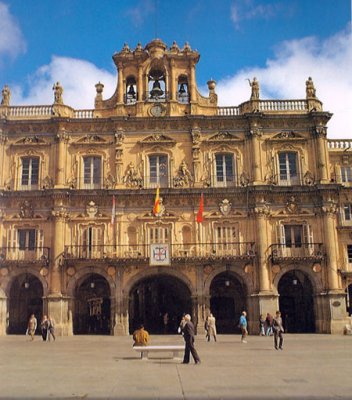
[{"left": 0, "top": 0, "right": 351, "bottom": 138}]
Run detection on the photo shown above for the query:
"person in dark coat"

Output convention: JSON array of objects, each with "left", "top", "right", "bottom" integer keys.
[
  {"left": 272, "top": 311, "right": 284, "bottom": 350},
  {"left": 181, "top": 314, "right": 201, "bottom": 364}
]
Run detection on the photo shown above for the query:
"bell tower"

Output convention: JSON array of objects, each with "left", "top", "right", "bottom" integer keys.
[{"left": 94, "top": 39, "right": 218, "bottom": 117}]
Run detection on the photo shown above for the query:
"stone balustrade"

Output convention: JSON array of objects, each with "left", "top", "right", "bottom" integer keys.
[
  {"left": 259, "top": 100, "right": 307, "bottom": 112},
  {"left": 217, "top": 106, "right": 240, "bottom": 116},
  {"left": 327, "top": 139, "right": 352, "bottom": 150},
  {"left": 5, "top": 105, "right": 53, "bottom": 117}
]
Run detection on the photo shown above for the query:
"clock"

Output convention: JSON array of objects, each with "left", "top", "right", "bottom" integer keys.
[{"left": 150, "top": 103, "right": 164, "bottom": 117}]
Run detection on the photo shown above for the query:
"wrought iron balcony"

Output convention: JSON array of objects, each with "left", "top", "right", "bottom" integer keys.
[
  {"left": 64, "top": 242, "right": 256, "bottom": 263},
  {"left": 0, "top": 246, "right": 50, "bottom": 265},
  {"left": 270, "top": 243, "right": 324, "bottom": 263}
]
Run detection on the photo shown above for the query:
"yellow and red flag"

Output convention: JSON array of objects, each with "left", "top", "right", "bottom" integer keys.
[
  {"left": 153, "top": 186, "right": 161, "bottom": 215},
  {"left": 196, "top": 193, "right": 204, "bottom": 223}
]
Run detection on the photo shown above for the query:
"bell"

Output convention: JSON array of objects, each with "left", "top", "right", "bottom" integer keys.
[
  {"left": 150, "top": 80, "right": 163, "bottom": 98},
  {"left": 127, "top": 85, "right": 136, "bottom": 98},
  {"left": 178, "top": 83, "right": 186, "bottom": 95}
]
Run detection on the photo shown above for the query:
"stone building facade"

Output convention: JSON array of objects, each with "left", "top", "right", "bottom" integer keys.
[{"left": 0, "top": 39, "right": 351, "bottom": 336}]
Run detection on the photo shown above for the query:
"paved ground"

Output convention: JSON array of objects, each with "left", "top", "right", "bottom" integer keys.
[{"left": 0, "top": 333, "right": 351, "bottom": 400}]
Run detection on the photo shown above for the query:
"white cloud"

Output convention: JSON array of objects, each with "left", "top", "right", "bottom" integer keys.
[
  {"left": 216, "top": 26, "right": 352, "bottom": 139},
  {"left": 12, "top": 56, "right": 117, "bottom": 109},
  {"left": 0, "top": 2, "right": 26, "bottom": 62},
  {"left": 231, "top": 0, "right": 279, "bottom": 30}
]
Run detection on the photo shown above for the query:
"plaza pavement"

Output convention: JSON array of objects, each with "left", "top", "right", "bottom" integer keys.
[{"left": 0, "top": 333, "right": 351, "bottom": 400}]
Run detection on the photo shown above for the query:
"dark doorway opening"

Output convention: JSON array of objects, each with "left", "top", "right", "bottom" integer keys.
[
  {"left": 74, "top": 273, "right": 111, "bottom": 335},
  {"left": 210, "top": 272, "right": 246, "bottom": 333},
  {"left": 278, "top": 270, "right": 315, "bottom": 333},
  {"left": 9, "top": 273, "right": 43, "bottom": 334},
  {"left": 129, "top": 274, "right": 191, "bottom": 334},
  {"left": 347, "top": 284, "right": 352, "bottom": 316}
]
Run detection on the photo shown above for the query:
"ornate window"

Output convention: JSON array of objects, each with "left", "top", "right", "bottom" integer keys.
[
  {"left": 347, "top": 245, "right": 352, "bottom": 264},
  {"left": 278, "top": 152, "right": 299, "bottom": 185},
  {"left": 276, "top": 223, "right": 313, "bottom": 257},
  {"left": 214, "top": 224, "right": 239, "bottom": 255},
  {"left": 343, "top": 204, "right": 352, "bottom": 223},
  {"left": 81, "top": 225, "right": 104, "bottom": 258},
  {"left": 215, "top": 153, "right": 235, "bottom": 187},
  {"left": 149, "top": 154, "right": 168, "bottom": 188},
  {"left": 6, "top": 227, "right": 44, "bottom": 261},
  {"left": 83, "top": 156, "right": 102, "bottom": 189},
  {"left": 148, "top": 226, "right": 170, "bottom": 244},
  {"left": 341, "top": 166, "right": 352, "bottom": 183},
  {"left": 20, "top": 156, "right": 39, "bottom": 190}
]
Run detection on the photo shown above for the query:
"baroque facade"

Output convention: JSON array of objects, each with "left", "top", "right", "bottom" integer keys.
[{"left": 0, "top": 39, "right": 351, "bottom": 336}]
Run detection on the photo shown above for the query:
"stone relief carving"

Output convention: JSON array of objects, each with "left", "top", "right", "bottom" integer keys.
[
  {"left": 173, "top": 160, "right": 193, "bottom": 187},
  {"left": 53, "top": 82, "right": 64, "bottom": 104},
  {"left": 306, "top": 77, "right": 316, "bottom": 98},
  {"left": 304, "top": 171, "right": 315, "bottom": 186},
  {"left": 1, "top": 84, "right": 10, "bottom": 106},
  {"left": 86, "top": 201, "right": 98, "bottom": 218},
  {"left": 19, "top": 200, "right": 34, "bottom": 219},
  {"left": 240, "top": 171, "right": 250, "bottom": 187},
  {"left": 286, "top": 196, "right": 300, "bottom": 214},
  {"left": 104, "top": 174, "right": 116, "bottom": 189},
  {"left": 122, "top": 162, "right": 143, "bottom": 188},
  {"left": 219, "top": 199, "right": 232, "bottom": 216},
  {"left": 42, "top": 176, "right": 54, "bottom": 189}
]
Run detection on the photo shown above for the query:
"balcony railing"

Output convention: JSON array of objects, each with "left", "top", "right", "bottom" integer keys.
[
  {"left": 64, "top": 242, "right": 256, "bottom": 262},
  {"left": 0, "top": 247, "right": 50, "bottom": 264},
  {"left": 270, "top": 243, "right": 324, "bottom": 263}
]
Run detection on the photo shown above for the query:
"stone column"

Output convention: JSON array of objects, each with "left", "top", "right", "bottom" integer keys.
[
  {"left": 117, "top": 62, "right": 124, "bottom": 104},
  {"left": 170, "top": 59, "right": 176, "bottom": 101},
  {"left": 322, "top": 201, "right": 340, "bottom": 291},
  {"left": 113, "top": 268, "right": 128, "bottom": 335},
  {"left": 254, "top": 200, "right": 271, "bottom": 292},
  {"left": 137, "top": 66, "right": 143, "bottom": 102},
  {"left": 0, "top": 289, "right": 7, "bottom": 335},
  {"left": 55, "top": 129, "right": 69, "bottom": 189},
  {"left": 189, "top": 62, "right": 196, "bottom": 102},
  {"left": 248, "top": 123, "right": 263, "bottom": 185},
  {"left": 314, "top": 126, "right": 329, "bottom": 183}
]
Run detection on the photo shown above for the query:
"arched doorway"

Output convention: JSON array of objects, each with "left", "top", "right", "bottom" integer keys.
[
  {"left": 129, "top": 274, "right": 191, "bottom": 334},
  {"left": 346, "top": 284, "right": 352, "bottom": 316},
  {"left": 74, "top": 273, "right": 111, "bottom": 335},
  {"left": 210, "top": 272, "right": 246, "bottom": 333},
  {"left": 278, "top": 270, "right": 315, "bottom": 333},
  {"left": 9, "top": 273, "right": 43, "bottom": 334}
]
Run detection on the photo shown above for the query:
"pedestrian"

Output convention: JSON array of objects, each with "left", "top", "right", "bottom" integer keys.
[
  {"left": 239, "top": 311, "right": 248, "bottom": 343},
  {"left": 181, "top": 314, "right": 201, "bottom": 364},
  {"left": 259, "top": 314, "right": 265, "bottom": 336},
  {"left": 40, "top": 315, "right": 49, "bottom": 341},
  {"left": 265, "top": 313, "right": 273, "bottom": 336},
  {"left": 272, "top": 311, "right": 284, "bottom": 350},
  {"left": 178, "top": 314, "right": 186, "bottom": 334},
  {"left": 27, "top": 314, "right": 37, "bottom": 341},
  {"left": 205, "top": 313, "right": 217, "bottom": 342},
  {"left": 48, "top": 316, "right": 56, "bottom": 341},
  {"left": 132, "top": 324, "right": 150, "bottom": 346},
  {"left": 163, "top": 312, "right": 169, "bottom": 334}
]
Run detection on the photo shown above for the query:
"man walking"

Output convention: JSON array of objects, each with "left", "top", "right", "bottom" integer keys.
[
  {"left": 272, "top": 311, "right": 284, "bottom": 350},
  {"left": 239, "top": 311, "right": 248, "bottom": 343},
  {"left": 181, "top": 314, "right": 201, "bottom": 364}
]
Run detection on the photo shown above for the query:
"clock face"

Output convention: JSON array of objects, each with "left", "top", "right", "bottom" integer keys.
[{"left": 150, "top": 104, "right": 164, "bottom": 117}]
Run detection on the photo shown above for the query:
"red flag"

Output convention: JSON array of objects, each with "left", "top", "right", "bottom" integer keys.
[
  {"left": 153, "top": 187, "right": 161, "bottom": 215},
  {"left": 111, "top": 195, "right": 116, "bottom": 224},
  {"left": 196, "top": 193, "right": 204, "bottom": 223}
]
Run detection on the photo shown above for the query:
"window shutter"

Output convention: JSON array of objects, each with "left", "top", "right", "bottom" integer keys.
[
  {"left": 7, "top": 228, "right": 17, "bottom": 260},
  {"left": 37, "top": 229, "right": 44, "bottom": 259},
  {"left": 275, "top": 223, "right": 285, "bottom": 257},
  {"left": 303, "top": 224, "right": 314, "bottom": 255}
]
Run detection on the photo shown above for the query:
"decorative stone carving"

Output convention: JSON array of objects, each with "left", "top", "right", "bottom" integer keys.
[
  {"left": 314, "top": 126, "right": 327, "bottom": 138},
  {"left": 248, "top": 77, "right": 259, "bottom": 100},
  {"left": 191, "top": 129, "right": 201, "bottom": 145},
  {"left": 306, "top": 77, "right": 316, "bottom": 98},
  {"left": 123, "top": 162, "right": 143, "bottom": 188},
  {"left": 240, "top": 171, "right": 250, "bottom": 186},
  {"left": 286, "top": 196, "right": 300, "bottom": 214},
  {"left": 322, "top": 201, "right": 338, "bottom": 215},
  {"left": 173, "top": 160, "right": 193, "bottom": 187},
  {"left": 42, "top": 175, "right": 54, "bottom": 189},
  {"left": 53, "top": 82, "right": 64, "bottom": 104},
  {"left": 1, "top": 85, "right": 10, "bottom": 106},
  {"left": 115, "top": 129, "right": 125, "bottom": 145},
  {"left": 104, "top": 174, "right": 116, "bottom": 189},
  {"left": 219, "top": 199, "right": 232, "bottom": 216},
  {"left": 304, "top": 171, "right": 315, "bottom": 185},
  {"left": 19, "top": 201, "right": 34, "bottom": 219},
  {"left": 52, "top": 205, "right": 69, "bottom": 221},
  {"left": 254, "top": 199, "right": 271, "bottom": 216},
  {"left": 86, "top": 201, "right": 98, "bottom": 218}
]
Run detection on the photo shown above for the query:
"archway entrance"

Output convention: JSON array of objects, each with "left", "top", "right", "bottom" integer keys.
[
  {"left": 210, "top": 272, "right": 246, "bottom": 333},
  {"left": 278, "top": 270, "right": 315, "bottom": 333},
  {"left": 129, "top": 274, "right": 191, "bottom": 334},
  {"left": 74, "top": 273, "right": 111, "bottom": 335},
  {"left": 9, "top": 273, "right": 43, "bottom": 334}
]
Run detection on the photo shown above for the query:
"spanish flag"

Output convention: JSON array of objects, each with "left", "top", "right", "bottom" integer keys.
[
  {"left": 153, "top": 186, "right": 161, "bottom": 215},
  {"left": 196, "top": 193, "right": 204, "bottom": 223}
]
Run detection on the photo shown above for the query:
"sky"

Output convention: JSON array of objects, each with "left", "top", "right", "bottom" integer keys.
[{"left": 0, "top": 0, "right": 351, "bottom": 139}]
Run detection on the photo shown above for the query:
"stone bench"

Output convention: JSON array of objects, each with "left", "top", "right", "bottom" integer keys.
[{"left": 133, "top": 345, "right": 184, "bottom": 360}]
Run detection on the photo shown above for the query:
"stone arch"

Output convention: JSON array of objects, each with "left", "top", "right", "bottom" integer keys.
[
  {"left": 3, "top": 268, "right": 48, "bottom": 298},
  {"left": 274, "top": 266, "right": 317, "bottom": 333},
  {"left": 125, "top": 267, "right": 193, "bottom": 334},
  {"left": 66, "top": 266, "right": 116, "bottom": 298}
]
